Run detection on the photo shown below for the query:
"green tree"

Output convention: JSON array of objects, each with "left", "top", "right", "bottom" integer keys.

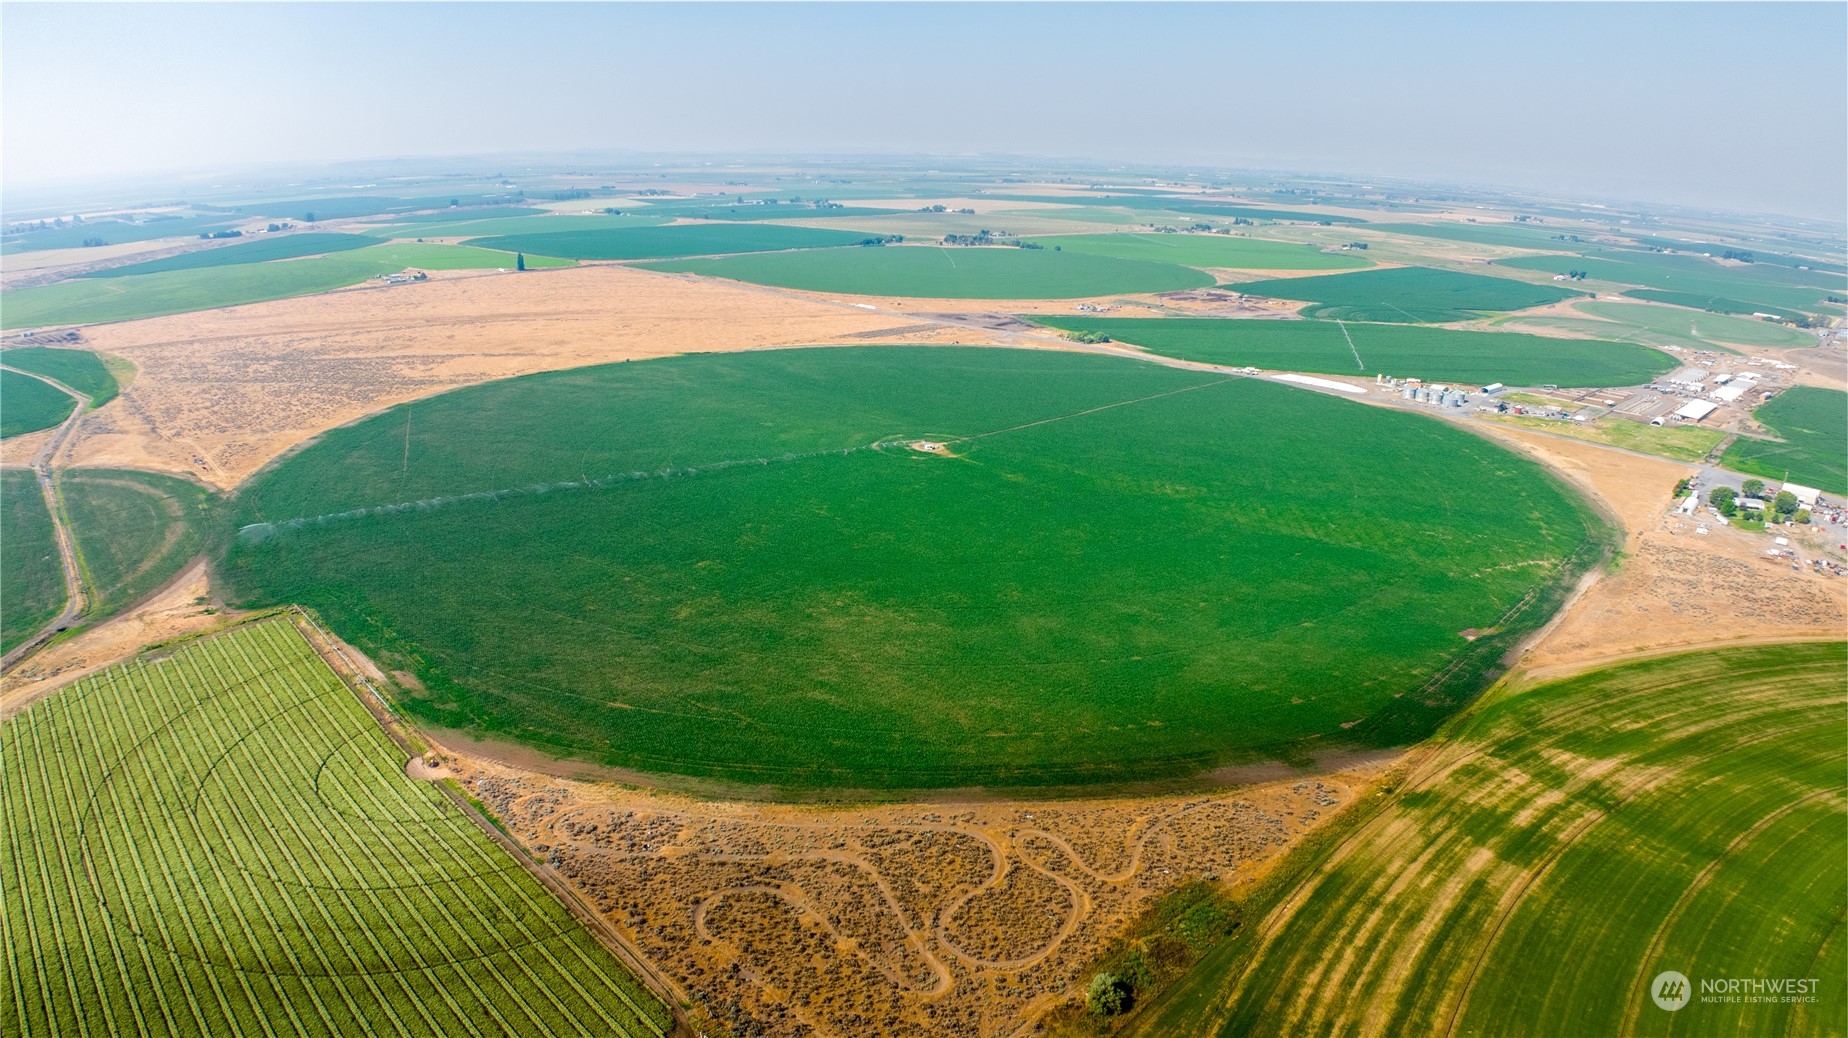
[
  {"left": 1708, "top": 486, "right": 1736, "bottom": 510},
  {"left": 1774, "top": 490, "right": 1799, "bottom": 516},
  {"left": 1742, "top": 478, "right": 1765, "bottom": 499},
  {"left": 1086, "top": 972, "right": 1130, "bottom": 1016},
  {"left": 515, "top": 252, "right": 526, "bottom": 272}
]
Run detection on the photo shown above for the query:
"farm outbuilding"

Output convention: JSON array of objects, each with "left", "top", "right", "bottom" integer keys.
[
  {"left": 1673, "top": 400, "right": 1719, "bottom": 422},
  {"left": 1781, "top": 483, "right": 1823, "bottom": 507}
]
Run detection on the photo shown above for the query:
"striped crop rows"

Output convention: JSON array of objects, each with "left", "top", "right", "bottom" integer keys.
[{"left": 1, "top": 617, "right": 672, "bottom": 1037}]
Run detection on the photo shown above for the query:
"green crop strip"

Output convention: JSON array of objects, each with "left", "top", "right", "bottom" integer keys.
[{"left": 0, "top": 617, "right": 672, "bottom": 1036}]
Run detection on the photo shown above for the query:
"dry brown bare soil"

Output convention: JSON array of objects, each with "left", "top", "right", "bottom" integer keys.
[{"left": 448, "top": 754, "right": 1383, "bottom": 1038}]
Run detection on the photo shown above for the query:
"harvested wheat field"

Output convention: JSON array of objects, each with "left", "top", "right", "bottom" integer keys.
[{"left": 442, "top": 752, "right": 1389, "bottom": 1038}]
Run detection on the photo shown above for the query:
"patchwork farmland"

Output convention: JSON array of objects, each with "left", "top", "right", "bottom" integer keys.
[{"left": 1, "top": 151, "right": 1842, "bottom": 1038}]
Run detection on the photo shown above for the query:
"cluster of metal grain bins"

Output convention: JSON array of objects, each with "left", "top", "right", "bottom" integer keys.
[{"left": 1374, "top": 374, "right": 1474, "bottom": 408}]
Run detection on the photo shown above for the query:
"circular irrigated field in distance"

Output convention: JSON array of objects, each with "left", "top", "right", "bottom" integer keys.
[{"left": 225, "top": 347, "right": 1607, "bottom": 791}]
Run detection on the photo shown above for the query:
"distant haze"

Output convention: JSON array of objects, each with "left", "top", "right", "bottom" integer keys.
[{"left": 4, "top": 2, "right": 1844, "bottom": 221}]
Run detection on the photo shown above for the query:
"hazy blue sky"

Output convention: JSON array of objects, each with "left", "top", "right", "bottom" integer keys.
[{"left": 4, "top": 2, "right": 1844, "bottom": 220}]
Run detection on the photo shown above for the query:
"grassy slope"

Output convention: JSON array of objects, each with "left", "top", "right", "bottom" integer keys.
[
  {"left": 1034, "top": 317, "right": 1675, "bottom": 388},
  {"left": 0, "top": 346, "right": 121, "bottom": 406},
  {"left": 0, "top": 243, "right": 570, "bottom": 329},
  {"left": 1496, "top": 252, "right": 1845, "bottom": 314},
  {"left": 464, "top": 223, "right": 873, "bottom": 260},
  {"left": 1232, "top": 267, "right": 1583, "bottom": 322},
  {"left": 224, "top": 347, "right": 1604, "bottom": 790},
  {"left": 1130, "top": 642, "right": 1847, "bottom": 1038},
  {"left": 83, "top": 232, "right": 378, "bottom": 278},
  {"left": 641, "top": 245, "right": 1213, "bottom": 299},
  {"left": 1722, "top": 386, "right": 1848, "bottom": 495},
  {"left": 0, "top": 368, "right": 75, "bottom": 438},
  {"left": 1, "top": 469, "right": 64, "bottom": 653},
  {"left": 63, "top": 468, "right": 218, "bottom": 622},
  {"left": 0, "top": 617, "right": 672, "bottom": 1037},
  {"left": 1480, "top": 414, "right": 1727, "bottom": 463},
  {"left": 1031, "top": 233, "right": 1371, "bottom": 270}
]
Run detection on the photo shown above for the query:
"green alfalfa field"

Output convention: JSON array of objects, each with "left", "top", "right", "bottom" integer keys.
[
  {"left": 1128, "top": 642, "right": 1847, "bottom": 1038},
  {"left": 1033, "top": 316, "right": 1675, "bottom": 388},
  {"left": 224, "top": 346, "right": 1609, "bottom": 792},
  {"left": 1231, "top": 266, "right": 1584, "bottom": 322},
  {"left": 0, "top": 367, "right": 75, "bottom": 438},
  {"left": 1, "top": 616, "right": 672, "bottom": 1037},
  {"left": 0, "top": 346, "right": 122, "bottom": 406},
  {"left": 1722, "top": 385, "right": 1848, "bottom": 495},
  {"left": 62, "top": 468, "right": 220, "bottom": 623},
  {"left": 1, "top": 468, "right": 64, "bottom": 653}
]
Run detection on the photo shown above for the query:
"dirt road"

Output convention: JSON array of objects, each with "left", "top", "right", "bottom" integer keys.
[{"left": 0, "top": 365, "right": 90, "bottom": 673}]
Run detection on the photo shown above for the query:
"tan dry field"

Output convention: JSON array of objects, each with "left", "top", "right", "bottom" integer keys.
[
  {"left": 0, "top": 427, "right": 57, "bottom": 468},
  {"left": 438, "top": 750, "right": 1381, "bottom": 1038},
  {"left": 1466, "top": 422, "right": 1848, "bottom": 673},
  {"left": 60, "top": 264, "right": 1019, "bottom": 489}
]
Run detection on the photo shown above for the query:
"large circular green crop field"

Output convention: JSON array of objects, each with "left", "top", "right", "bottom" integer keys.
[{"left": 225, "top": 347, "right": 1607, "bottom": 791}]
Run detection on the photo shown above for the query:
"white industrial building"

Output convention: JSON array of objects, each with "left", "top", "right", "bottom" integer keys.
[{"left": 1674, "top": 399, "right": 1719, "bottom": 422}]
